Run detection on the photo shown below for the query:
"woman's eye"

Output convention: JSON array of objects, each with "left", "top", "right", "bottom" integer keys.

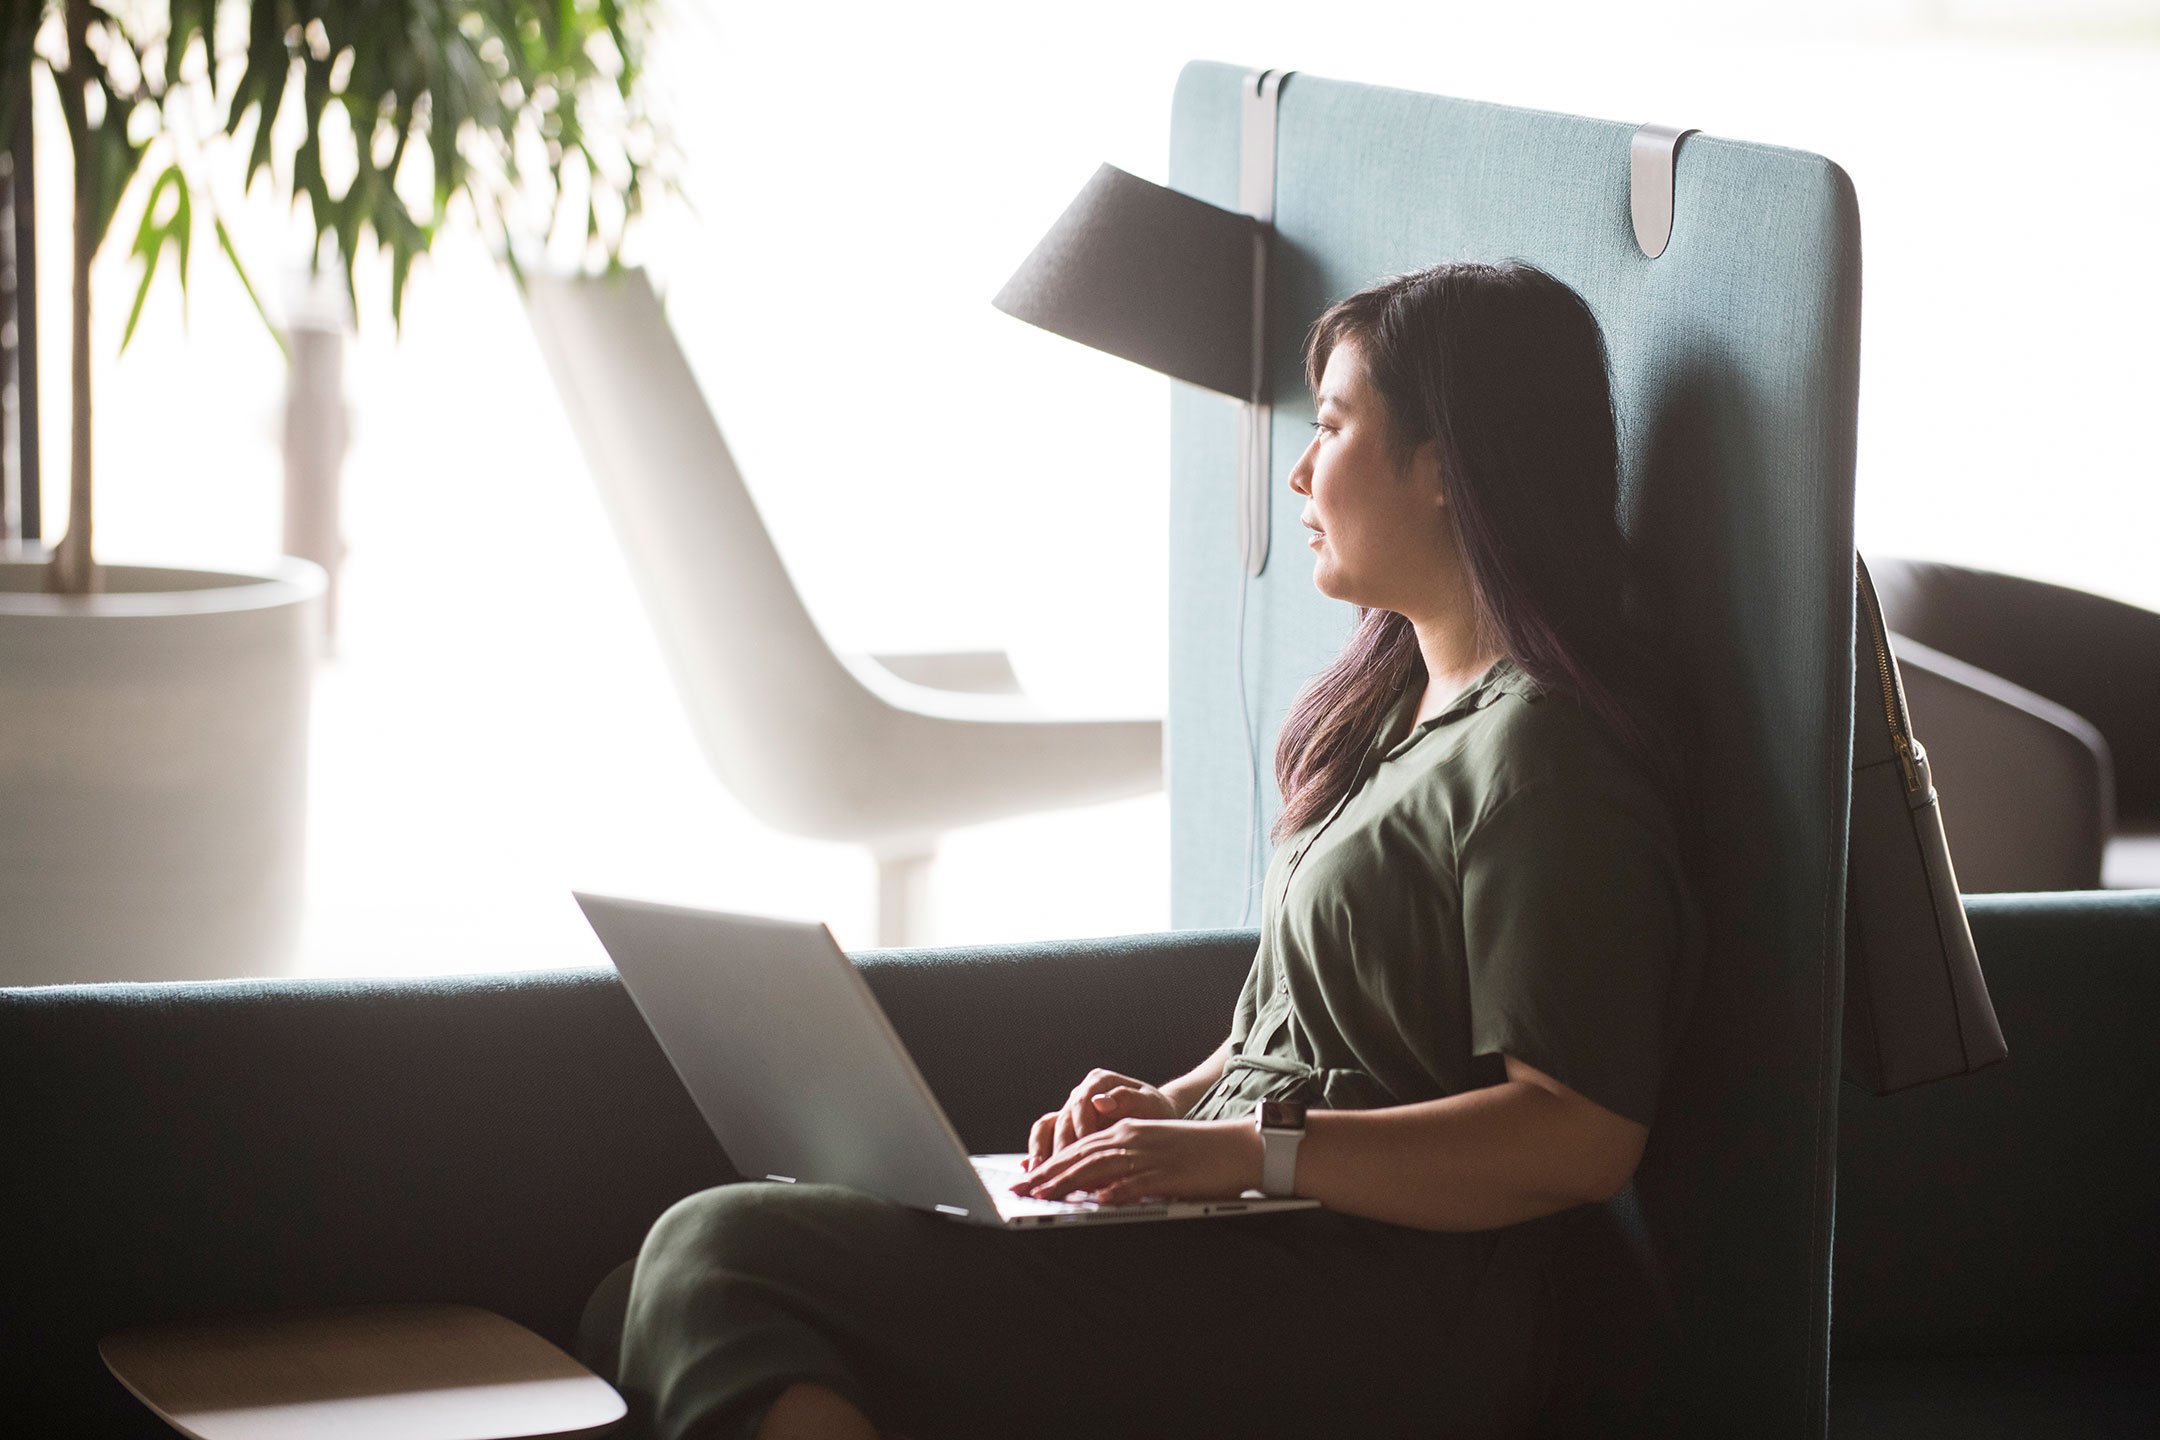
[{"left": 1309, "top": 421, "right": 1332, "bottom": 434}]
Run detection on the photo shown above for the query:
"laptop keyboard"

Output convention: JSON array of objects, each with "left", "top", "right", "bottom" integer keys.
[
  {"left": 971, "top": 1154, "right": 1101, "bottom": 1215},
  {"left": 997, "top": 1191, "right": 1102, "bottom": 1216}
]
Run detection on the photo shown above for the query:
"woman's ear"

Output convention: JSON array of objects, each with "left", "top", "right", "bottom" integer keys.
[{"left": 1409, "top": 439, "right": 1447, "bottom": 509}]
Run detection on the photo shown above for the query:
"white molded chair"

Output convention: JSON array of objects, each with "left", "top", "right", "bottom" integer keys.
[{"left": 523, "top": 269, "right": 1163, "bottom": 946}]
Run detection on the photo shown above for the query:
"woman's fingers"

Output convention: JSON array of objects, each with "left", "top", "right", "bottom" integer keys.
[
  {"left": 1019, "top": 1141, "right": 1122, "bottom": 1201},
  {"left": 1095, "top": 1086, "right": 1156, "bottom": 1120},
  {"left": 1025, "top": 1112, "right": 1057, "bottom": 1168},
  {"left": 1044, "top": 1072, "right": 1153, "bottom": 1162},
  {"left": 1015, "top": 1124, "right": 1156, "bottom": 1201},
  {"left": 1092, "top": 1168, "right": 1161, "bottom": 1206},
  {"left": 1059, "top": 1076, "right": 1122, "bottom": 1149},
  {"left": 1054, "top": 1099, "right": 1084, "bottom": 1155},
  {"left": 1013, "top": 1128, "right": 1100, "bottom": 1197},
  {"left": 1016, "top": 1117, "right": 1244, "bottom": 1203}
]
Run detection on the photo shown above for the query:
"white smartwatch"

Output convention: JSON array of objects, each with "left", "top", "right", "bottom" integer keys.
[{"left": 1255, "top": 1099, "right": 1308, "bottom": 1197}]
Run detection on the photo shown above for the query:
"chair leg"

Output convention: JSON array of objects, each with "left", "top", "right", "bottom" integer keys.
[{"left": 872, "top": 841, "right": 938, "bottom": 948}]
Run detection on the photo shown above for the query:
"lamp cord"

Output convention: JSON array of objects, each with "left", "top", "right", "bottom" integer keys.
[{"left": 1233, "top": 557, "right": 1261, "bottom": 929}]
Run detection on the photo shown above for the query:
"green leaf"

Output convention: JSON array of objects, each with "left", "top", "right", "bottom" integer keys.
[
  {"left": 89, "top": 87, "right": 150, "bottom": 253},
  {"left": 164, "top": 0, "right": 209, "bottom": 91},
  {"left": 230, "top": 0, "right": 291, "bottom": 190},
  {"left": 382, "top": 93, "right": 415, "bottom": 183},
  {"left": 338, "top": 240, "right": 358, "bottom": 327},
  {"left": 389, "top": 235, "right": 412, "bottom": 333},
  {"left": 120, "top": 162, "right": 189, "bottom": 352},
  {"left": 243, "top": 56, "right": 290, "bottom": 191},
  {"left": 58, "top": 0, "right": 671, "bottom": 340},
  {"left": 212, "top": 209, "right": 287, "bottom": 361}
]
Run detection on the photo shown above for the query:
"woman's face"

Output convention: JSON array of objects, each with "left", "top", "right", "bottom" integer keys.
[{"left": 1287, "top": 339, "right": 1453, "bottom": 614}]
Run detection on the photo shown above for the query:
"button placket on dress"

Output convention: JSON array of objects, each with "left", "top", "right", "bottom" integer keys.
[
  {"left": 1253, "top": 739, "right": 1382, "bottom": 1047},
  {"left": 1256, "top": 674, "right": 1504, "bottom": 1045},
  {"left": 1231, "top": 667, "right": 1520, "bottom": 1102}
]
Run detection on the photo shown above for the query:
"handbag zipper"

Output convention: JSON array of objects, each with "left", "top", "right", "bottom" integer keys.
[{"left": 1858, "top": 559, "right": 1922, "bottom": 795}]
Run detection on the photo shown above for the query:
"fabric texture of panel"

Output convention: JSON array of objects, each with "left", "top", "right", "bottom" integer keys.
[{"left": 1167, "top": 62, "right": 1860, "bottom": 1439}]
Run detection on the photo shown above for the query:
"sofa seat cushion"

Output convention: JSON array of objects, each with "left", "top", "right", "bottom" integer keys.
[{"left": 1830, "top": 1351, "right": 2160, "bottom": 1440}]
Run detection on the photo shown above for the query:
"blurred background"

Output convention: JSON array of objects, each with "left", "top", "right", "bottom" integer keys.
[{"left": 12, "top": 0, "right": 2156, "bottom": 973}]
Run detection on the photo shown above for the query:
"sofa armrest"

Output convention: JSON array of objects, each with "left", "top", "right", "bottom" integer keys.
[
  {"left": 0, "top": 928, "right": 1254, "bottom": 1438},
  {"left": 1870, "top": 558, "right": 2160, "bottom": 824},
  {"left": 1833, "top": 890, "right": 2160, "bottom": 1358},
  {"left": 861, "top": 648, "right": 1025, "bottom": 696},
  {"left": 1894, "top": 635, "right": 2113, "bottom": 892}
]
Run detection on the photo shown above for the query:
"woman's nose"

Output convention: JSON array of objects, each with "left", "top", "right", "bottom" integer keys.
[{"left": 1288, "top": 444, "right": 1313, "bottom": 495}]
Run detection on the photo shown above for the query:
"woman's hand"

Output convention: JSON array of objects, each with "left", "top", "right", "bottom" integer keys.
[
  {"left": 1011, "top": 1118, "right": 1263, "bottom": 1205},
  {"left": 1024, "top": 1069, "right": 1181, "bottom": 1169}
]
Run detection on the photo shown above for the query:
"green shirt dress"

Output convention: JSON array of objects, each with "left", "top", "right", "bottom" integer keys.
[
  {"left": 1187, "top": 654, "right": 1705, "bottom": 1131},
  {"left": 616, "top": 654, "right": 1706, "bottom": 1440}
]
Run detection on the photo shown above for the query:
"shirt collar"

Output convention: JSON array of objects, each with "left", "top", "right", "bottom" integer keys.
[{"left": 1372, "top": 655, "right": 1538, "bottom": 760}]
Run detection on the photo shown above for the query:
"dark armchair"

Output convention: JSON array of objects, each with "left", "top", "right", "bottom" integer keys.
[{"left": 1873, "top": 558, "right": 2160, "bottom": 891}]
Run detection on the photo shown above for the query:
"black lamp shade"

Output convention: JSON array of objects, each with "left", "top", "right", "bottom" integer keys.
[{"left": 993, "top": 164, "right": 1259, "bottom": 400}]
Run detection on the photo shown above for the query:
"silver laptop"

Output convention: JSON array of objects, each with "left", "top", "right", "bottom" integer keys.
[{"left": 574, "top": 892, "right": 1322, "bottom": 1229}]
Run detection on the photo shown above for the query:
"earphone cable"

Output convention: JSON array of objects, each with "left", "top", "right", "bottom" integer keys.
[{"left": 1233, "top": 554, "right": 1260, "bottom": 930}]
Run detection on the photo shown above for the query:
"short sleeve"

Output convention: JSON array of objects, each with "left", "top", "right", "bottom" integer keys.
[
  {"left": 1223, "top": 943, "right": 1266, "bottom": 1049},
  {"left": 1459, "top": 779, "right": 1702, "bottom": 1127}
]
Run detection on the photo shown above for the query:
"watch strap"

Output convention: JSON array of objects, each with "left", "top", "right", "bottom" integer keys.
[
  {"left": 1261, "top": 1127, "right": 1302, "bottom": 1197},
  {"left": 1256, "top": 1101, "right": 1307, "bottom": 1198}
]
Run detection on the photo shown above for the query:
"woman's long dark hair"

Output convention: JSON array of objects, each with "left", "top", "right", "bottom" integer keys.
[{"left": 1271, "top": 261, "right": 1676, "bottom": 844}]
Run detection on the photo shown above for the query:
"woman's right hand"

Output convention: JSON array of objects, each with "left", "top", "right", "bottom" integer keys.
[{"left": 1025, "top": 1068, "right": 1180, "bottom": 1169}]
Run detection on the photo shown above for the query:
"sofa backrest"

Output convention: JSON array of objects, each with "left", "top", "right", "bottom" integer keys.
[
  {"left": 0, "top": 930, "right": 1260, "bottom": 1437},
  {"left": 1166, "top": 64, "right": 1862, "bottom": 1437},
  {"left": 1835, "top": 891, "right": 2160, "bottom": 1359},
  {"left": 0, "top": 970, "right": 726, "bottom": 1437}
]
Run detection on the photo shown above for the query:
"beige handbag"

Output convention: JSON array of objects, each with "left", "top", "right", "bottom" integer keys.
[{"left": 1841, "top": 554, "right": 2010, "bottom": 1094}]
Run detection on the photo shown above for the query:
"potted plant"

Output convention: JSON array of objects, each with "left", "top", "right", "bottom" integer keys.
[{"left": 0, "top": 0, "right": 660, "bottom": 984}]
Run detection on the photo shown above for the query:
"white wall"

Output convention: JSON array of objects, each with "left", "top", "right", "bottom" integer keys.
[{"left": 18, "top": 1, "right": 2157, "bottom": 970}]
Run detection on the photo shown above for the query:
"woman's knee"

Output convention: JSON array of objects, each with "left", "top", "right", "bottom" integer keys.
[{"left": 639, "top": 1181, "right": 908, "bottom": 1280}]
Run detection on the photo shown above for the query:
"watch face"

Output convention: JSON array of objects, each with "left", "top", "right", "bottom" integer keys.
[{"left": 1259, "top": 1100, "right": 1308, "bottom": 1131}]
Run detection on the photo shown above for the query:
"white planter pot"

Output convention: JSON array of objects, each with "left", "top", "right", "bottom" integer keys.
[{"left": 1, "top": 556, "right": 326, "bottom": 985}]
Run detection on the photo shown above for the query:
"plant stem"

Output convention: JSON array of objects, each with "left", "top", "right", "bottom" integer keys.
[{"left": 48, "top": 0, "right": 96, "bottom": 595}]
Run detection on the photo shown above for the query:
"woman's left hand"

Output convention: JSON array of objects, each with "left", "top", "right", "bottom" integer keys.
[{"left": 1011, "top": 1118, "right": 1263, "bottom": 1205}]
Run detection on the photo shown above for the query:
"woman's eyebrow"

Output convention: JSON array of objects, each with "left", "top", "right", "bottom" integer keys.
[{"left": 1315, "top": 389, "right": 1349, "bottom": 410}]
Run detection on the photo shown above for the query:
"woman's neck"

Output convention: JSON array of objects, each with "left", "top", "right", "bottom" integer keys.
[
  {"left": 1410, "top": 616, "right": 1503, "bottom": 723},
  {"left": 1399, "top": 533, "right": 1501, "bottom": 720}
]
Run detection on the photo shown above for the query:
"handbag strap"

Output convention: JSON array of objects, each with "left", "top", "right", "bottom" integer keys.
[{"left": 1854, "top": 553, "right": 1923, "bottom": 795}]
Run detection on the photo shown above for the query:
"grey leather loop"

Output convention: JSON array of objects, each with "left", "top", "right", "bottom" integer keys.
[
  {"left": 1630, "top": 123, "right": 1698, "bottom": 259},
  {"left": 1236, "top": 68, "right": 1292, "bottom": 577}
]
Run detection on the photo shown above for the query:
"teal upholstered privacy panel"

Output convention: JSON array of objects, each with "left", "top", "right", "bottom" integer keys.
[{"left": 1167, "top": 65, "right": 1860, "bottom": 1438}]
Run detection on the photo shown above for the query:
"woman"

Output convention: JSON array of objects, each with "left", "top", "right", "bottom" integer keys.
[{"left": 616, "top": 260, "right": 1706, "bottom": 1440}]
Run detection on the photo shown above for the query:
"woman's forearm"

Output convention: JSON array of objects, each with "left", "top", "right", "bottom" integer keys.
[
  {"left": 1291, "top": 1080, "right": 1627, "bottom": 1232},
  {"left": 1159, "top": 1038, "right": 1231, "bottom": 1118}
]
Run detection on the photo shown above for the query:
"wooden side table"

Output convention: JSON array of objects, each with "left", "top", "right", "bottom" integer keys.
[{"left": 100, "top": 1303, "right": 626, "bottom": 1440}]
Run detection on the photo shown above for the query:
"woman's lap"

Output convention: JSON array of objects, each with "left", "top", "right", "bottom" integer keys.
[{"left": 618, "top": 1181, "right": 1551, "bottom": 1440}]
